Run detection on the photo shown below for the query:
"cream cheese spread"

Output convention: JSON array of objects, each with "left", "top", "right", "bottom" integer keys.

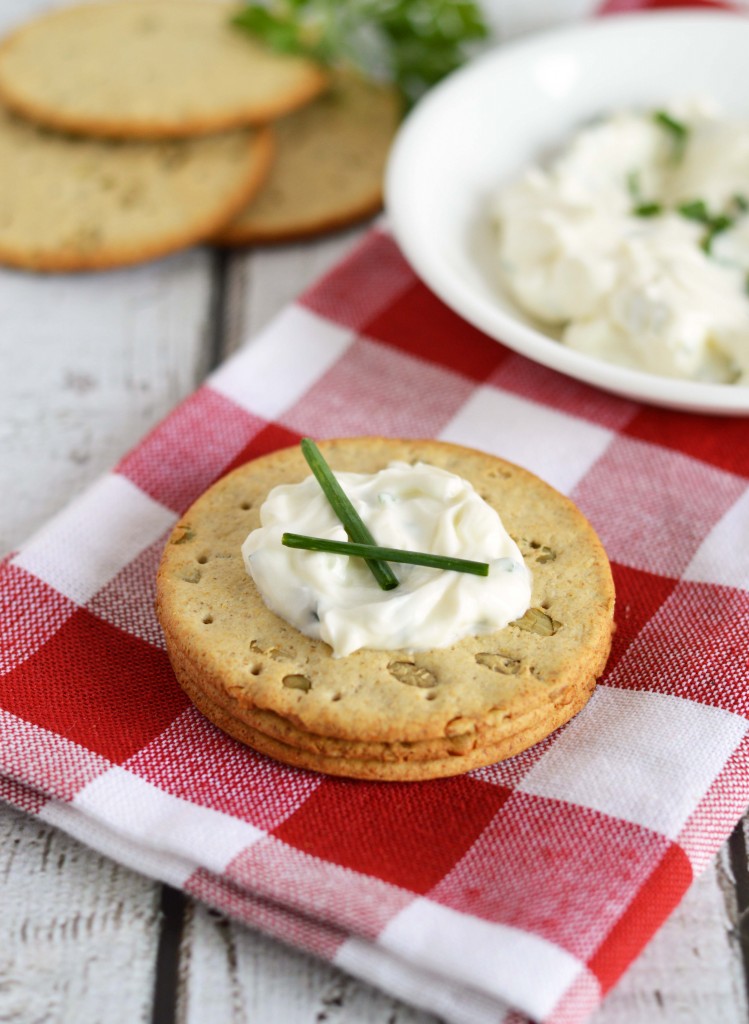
[
  {"left": 493, "top": 103, "right": 749, "bottom": 384},
  {"left": 242, "top": 461, "right": 531, "bottom": 657}
]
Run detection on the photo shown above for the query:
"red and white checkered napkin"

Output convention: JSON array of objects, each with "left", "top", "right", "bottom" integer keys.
[{"left": 2, "top": 222, "right": 749, "bottom": 1023}]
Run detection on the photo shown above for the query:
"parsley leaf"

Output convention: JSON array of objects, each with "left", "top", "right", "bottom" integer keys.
[{"left": 232, "top": 0, "right": 489, "bottom": 107}]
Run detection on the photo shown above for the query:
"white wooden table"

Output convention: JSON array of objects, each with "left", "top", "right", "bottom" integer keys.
[{"left": 2, "top": 2, "right": 749, "bottom": 1022}]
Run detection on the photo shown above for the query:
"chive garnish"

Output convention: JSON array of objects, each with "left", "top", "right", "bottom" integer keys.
[
  {"left": 733, "top": 194, "right": 749, "bottom": 214},
  {"left": 676, "top": 199, "right": 736, "bottom": 254},
  {"left": 701, "top": 214, "right": 734, "bottom": 254},
  {"left": 678, "top": 199, "right": 711, "bottom": 223},
  {"left": 300, "top": 438, "right": 399, "bottom": 591},
  {"left": 710, "top": 214, "right": 733, "bottom": 234},
  {"left": 654, "top": 110, "right": 688, "bottom": 137},
  {"left": 282, "top": 533, "right": 490, "bottom": 577},
  {"left": 653, "top": 110, "right": 689, "bottom": 161},
  {"left": 633, "top": 202, "right": 662, "bottom": 218}
]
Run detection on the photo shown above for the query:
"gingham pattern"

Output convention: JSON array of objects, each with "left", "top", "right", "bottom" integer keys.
[{"left": 2, "top": 13, "right": 749, "bottom": 1024}]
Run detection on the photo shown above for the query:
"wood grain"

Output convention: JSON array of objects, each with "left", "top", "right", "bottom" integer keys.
[
  {"left": 0, "top": 803, "right": 159, "bottom": 1024},
  {"left": 220, "top": 227, "right": 364, "bottom": 356},
  {"left": 179, "top": 901, "right": 438, "bottom": 1024},
  {"left": 598, "top": 846, "right": 747, "bottom": 1022},
  {"left": 0, "top": 250, "right": 213, "bottom": 553}
]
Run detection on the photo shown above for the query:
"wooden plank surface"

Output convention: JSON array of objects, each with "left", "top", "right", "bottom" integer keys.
[{"left": 1, "top": 803, "right": 160, "bottom": 1024}]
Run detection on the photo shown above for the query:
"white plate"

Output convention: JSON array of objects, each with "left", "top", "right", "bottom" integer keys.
[{"left": 385, "top": 11, "right": 749, "bottom": 415}]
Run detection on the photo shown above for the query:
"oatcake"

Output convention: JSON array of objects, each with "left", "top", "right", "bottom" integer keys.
[
  {"left": 214, "top": 73, "right": 402, "bottom": 245},
  {"left": 0, "top": 108, "right": 272, "bottom": 272},
  {"left": 0, "top": 2, "right": 327, "bottom": 139},
  {"left": 156, "top": 438, "right": 615, "bottom": 780}
]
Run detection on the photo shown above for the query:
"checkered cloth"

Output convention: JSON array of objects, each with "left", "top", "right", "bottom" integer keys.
[
  {"left": 3, "top": 11, "right": 749, "bottom": 1024},
  {"left": 3, "top": 222, "right": 748, "bottom": 1023}
]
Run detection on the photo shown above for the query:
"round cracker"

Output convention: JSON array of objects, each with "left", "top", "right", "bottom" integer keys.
[
  {"left": 156, "top": 439, "right": 615, "bottom": 780},
  {"left": 175, "top": 670, "right": 594, "bottom": 782},
  {"left": 214, "top": 73, "right": 401, "bottom": 245},
  {"left": 0, "top": 1, "right": 327, "bottom": 139},
  {"left": 0, "top": 107, "right": 273, "bottom": 272}
]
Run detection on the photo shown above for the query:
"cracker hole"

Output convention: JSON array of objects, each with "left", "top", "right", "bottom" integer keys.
[
  {"left": 425, "top": 692, "right": 437, "bottom": 701},
  {"left": 202, "top": 614, "right": 213, "bottom": 625},
  {"left": 282, "top": 674, "right": 312, "bottom": 692},
  {"left": 197, "top": 554, "right": 209, "bottom": 565},
  {"left": 331, "top": 693, "right": 342, "bottom": 702},
  {"left": 249, "top": 663, "right": 262, "bottom": 675},
  {"left": 240, "top": 501, "right": 252, "bottom": 511}
]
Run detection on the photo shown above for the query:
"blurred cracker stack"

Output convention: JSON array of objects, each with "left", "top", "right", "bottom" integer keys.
[{"left": 0, "top": 0, "right": 400, "bottom": 272}]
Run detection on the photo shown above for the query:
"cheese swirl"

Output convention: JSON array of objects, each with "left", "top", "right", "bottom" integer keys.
[{"left": 242, "top": 461, "right": 531, "bottom": 657}]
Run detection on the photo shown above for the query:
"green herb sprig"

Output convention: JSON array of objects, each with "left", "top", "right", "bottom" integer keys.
[
  {"left": 677, "top": 198, "right": 737, "bottom": 253},
  {"left": 232, "top": 0, "right": 489, "bottom": 107},
  {"left": 282, "top": 532, "right": 490, "bottom": 576},
  {"left": 300, "top": 438, "right": 398, "bottom": 591},
  {"left": 628, "top": 168, "right": 663, "bottom": 218},
  {"left": 630, "top": 189, "right": 748, "bottom": 254},
  {"left": 633, "top": 201, "right": 662, "bottom": 218},
  {"left": 653, "top": 109, "right": 689, "bottom": 161},
  {"left": 677, "top": 198, "right": 711, "bottom": 224}
]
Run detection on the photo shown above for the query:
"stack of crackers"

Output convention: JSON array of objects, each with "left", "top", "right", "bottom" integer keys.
[
  {"left": 0, "top": 1, "right": 401, "bottom": 271},
  {"left": 156, "top": 438, "right": 616, "bottom": 780}
]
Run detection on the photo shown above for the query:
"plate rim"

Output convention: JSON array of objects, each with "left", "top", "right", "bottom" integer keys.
[{"left": 385, "top": 9, "right": 749, "bottom": 416}]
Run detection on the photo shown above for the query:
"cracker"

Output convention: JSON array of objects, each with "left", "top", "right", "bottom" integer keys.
[
  {"left": 175, "top": 670, "right": 593, "bottom": 781},
  {"left": 0, "top": 107, "right": 273, "bottom": 272},
  {"left": 214, "top": 73, "right": 401, "bottom": 245},
  {"left": 156, "top": 438, "right": 615, "bottom": 780},
  {"left": 0, "top": 1, "right": 327, "bottom": 139}
]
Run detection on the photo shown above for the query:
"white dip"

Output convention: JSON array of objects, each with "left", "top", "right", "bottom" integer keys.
[
  {"left": 493, "top": 103, "right": 749, "bottom": 384},
  {"left": 242, "top": 461, "right": 531, "bottom": 658}
]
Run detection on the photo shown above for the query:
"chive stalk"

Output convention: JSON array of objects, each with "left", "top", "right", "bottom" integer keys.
[
  {"left": 653, "top": 110, "right": 689, "bottom": 161},
  {"left": 300, "top": 438, "right": 399, "bottom": 591},
  {"left": 677, "top": 199, "right": 711, "bottom": 223},
  {"left": 633, "top": 202, "right": 662, "bottom": 218},
  {"left": 282, "top": 533, "right": 490, "bottom": 577}
]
